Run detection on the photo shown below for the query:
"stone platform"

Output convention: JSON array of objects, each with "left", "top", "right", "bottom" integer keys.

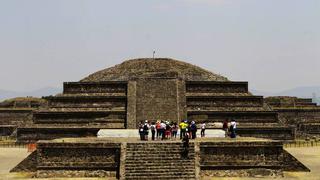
[
  {"left": 97, "top": 129, "right": 226, "bottom": 138},
  {"left": 11, "top": 137, "right": 310, "bottom": 179}
]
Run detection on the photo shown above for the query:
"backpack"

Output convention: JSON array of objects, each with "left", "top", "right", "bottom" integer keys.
[
  {"left": 151, "top": 125, "right": 155, "bottom": 131},
  {"left": 229, "top": 124, "right": 234, "bottom": 132},
  {"left": 143, "top": 124, "right": 149, "bottom": 131}
]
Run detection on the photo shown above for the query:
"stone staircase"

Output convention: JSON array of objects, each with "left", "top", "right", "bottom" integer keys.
[{"left": 125, "top": 142, "right": 197, "bottom": 180}]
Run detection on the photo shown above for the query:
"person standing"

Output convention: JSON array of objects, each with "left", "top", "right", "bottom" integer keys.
[
  {"left": 190, "top": 121, "right": 197, "bottom": 139},
  {"left": 156, "top": 120, "right": 161, "bottom": 139},
  {"left": 160, "top": 121, "right": 166, "bottom": 140},
  {"left": 179, "top": 120, "right": 188, "bottom": 139},
  {"left": 143, "top": 120, "right": 149, "bottom": 141},
  {"left": 223, "top": 119, "right": 228, "bottom": 137},
  {"left": 138, "top": 122, "right": 144, "bottom": 140},
  {"left": 230, "top": 119, "right": 237, "bottom": 138},
  {"left": 182, "top": 132, "right": 189, "bottom": 159},
  {"left": 171, "top": 122, "right": 178, "bottom": 139},
  {"left": 150, "top": 122, "right": 156, "bottom": 141},
  {"left": 200, "top": 122, "right": 206, "bottom": 137},
  {"left": 165, "top": 121, "right": 171, "bottom": 139}
]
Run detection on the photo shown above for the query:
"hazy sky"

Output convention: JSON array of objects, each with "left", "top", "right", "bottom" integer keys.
[{"left": 0, "top": 0, "right": 319, "bottom": 92}]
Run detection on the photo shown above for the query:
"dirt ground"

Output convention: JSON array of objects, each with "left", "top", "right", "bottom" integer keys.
[{"left": 0, "top": 146, "right": 320, "bottom": 180}]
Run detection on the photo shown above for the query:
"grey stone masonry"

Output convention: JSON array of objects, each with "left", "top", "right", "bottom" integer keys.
[{"left": 125, "top": 142, "right": 197, "bottom": 180}]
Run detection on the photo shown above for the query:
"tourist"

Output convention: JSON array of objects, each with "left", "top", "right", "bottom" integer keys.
[
  {"left": 150, "top": 122, "right": 156, "bottom": 141},
  {"left": 230, "top": 119, "right": 237, "bottom": 138},
  {"left": 143, "top": 120, "right": 149, "bottom": 140},
  {"left": 182, "top": 132, "right": 189, "bottom": 159},
  {"left": 179, "top": 120, "right": 188, "bottom": 139},
  {"left": 200, "top": 122, "right": 206, "bottom": 137},
  {"left": 223, "top": 119, "right": 228, "bottom": 137},
  {"left": 190, "top": 121, "right": 197, "bottom": 139},
  {"left": 156, "top": 120, "right": 161, "bottom": 139},
  {"left": 165, "top": 121, "right": 171, "bottom": 139},
  {"left": 171, "top": 122, "right": 178, "bottom": 139},
  {"left": 160, "top": 121, "right": 166, "bottom": 140},
  {"left": 138, "top": 121, "right": 144, "bottom": 140}
]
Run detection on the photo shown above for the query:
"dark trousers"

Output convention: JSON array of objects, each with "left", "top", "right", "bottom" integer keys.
[
  {"left": 151, "top": 130, "right": 155, "bottom": 140},
  {"left": 139, "top": 132, "right": 144, "bottom": 140},
  {"left": 230, "top": 129, "right": 236, "bottom": 138},
  {"left": 161, "top": 129, "right": 165, "bottom": 140},
  {"left": 156, "top": 129, "right": 160, "bottom": 138},
  {"left": 180, "top": 129, "right": 186, "bottom": 139},
  {"left": 172, "top": 131, "right": 177, "bottom": 138},
  {"left": 201, "top": 129, "right": 205, "bottom": 137},
  {"left": 191, "top": 131, "right": 196, "bottom": 139}
]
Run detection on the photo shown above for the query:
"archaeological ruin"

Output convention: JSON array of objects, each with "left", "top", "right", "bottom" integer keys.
[
  {"left": 14, "top": 58, "right": 299, "bottom": 142},
  {"left": 3, "top": 58, "right": 314, "bottom": 179}
]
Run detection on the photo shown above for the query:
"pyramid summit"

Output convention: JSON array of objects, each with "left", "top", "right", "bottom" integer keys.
[{"left": 81, "top": 58, "right": 228, "bottom": 82}]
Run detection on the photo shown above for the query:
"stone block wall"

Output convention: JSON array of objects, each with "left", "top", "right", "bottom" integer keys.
[
  {"left": 17, "top": 128, "right": 101, "bottom": 142},
  {"left": 135, "top": 78, "right": 185, "bottom": 124},
  {"left": 199, "top": 140, "right": 308, "bottom": 171},
  {"left": 187, "top": 96, "right": 263, "bottom": 109},
  {"left": 46, "top": 96, "right": 126, "bottom": 109},
  {"left": 63, "top": 81, "right": 127, "bottom": 94},
  {"left": 36, "top": 141, "right": 120, "bottom": 178},
  {"left": 0, "top": 109, "right": 33, "bottom": 126},
  {"left": 186, "top": 81, "right": 248, "bottom": 93},
  {"left": 188, "top": 111, "right": 279, "bottom": 125},
  {"left": 33, "top": 111, "right": 126, "bottom": 125}
]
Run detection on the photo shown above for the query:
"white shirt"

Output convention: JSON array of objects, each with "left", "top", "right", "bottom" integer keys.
[
  {"left": 201, "top": 123, "right": 206, "bottom": 129},
  {"left": 230, "top": 121, "right": 237, "bottom": 129},
  {"left": 160, "top": 122, "right": 166, "bottom": 129}
]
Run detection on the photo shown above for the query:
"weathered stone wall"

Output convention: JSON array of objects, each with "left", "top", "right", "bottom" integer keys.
[
  {"left": 187, "top": 96, "right": 263, "bottom": 109},
  {"left": 126, "top": 81, "right": 137, "bottom": 128},
  {"left": 235, "top": 127, "right": 295, "bottom": 140},
  {"left": 63, "top": 82, "right": 127, "bottom": 94},
  {"left": 135, "top": 78, "right": 185, "bottom": 124},
  {"left": 36, "top": 141, "right": 120, "bottom": 178},
  {"left": 17, "top": 128, "right": 101, "bottom": 142},
  {"left": 200, "top": 140, "right": 308, "bottom": 171},
  {"left": 186, "top": 81, "right": 248, "bottom": 93},
  {"left": 47, "top": 96, "right": 126, "bottom": 109},
  {"left": 276, "top": 109, "right": 320, "bottom": 135},
  {"left": 188, "top": 111, "right": 278, "bottom": 124},
  {"left": 33, "top": 111, "right": 126, "bottom": 125},
  {"left": 276, "top": 109, "right": 320, "bottom": 125},
  {"left": 0, "top": 125, "right": 16, "bottom": 136},
  {"left": 0, "top": 109, "right": 33, "bottom": 126}
]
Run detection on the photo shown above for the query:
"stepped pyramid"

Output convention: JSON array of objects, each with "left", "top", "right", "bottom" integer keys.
[{"left": 17, "top": 58, "right": 294, "bottom": 141}]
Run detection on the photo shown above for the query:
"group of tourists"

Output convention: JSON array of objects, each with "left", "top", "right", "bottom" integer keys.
[
  {"left": 138, "top": 118, "right": 237, "bottom": 141},
  {"left": 138, "top": 120, "right": 205, "bottom": 141},
  {"left": 223, "top": 119, "right": 237, "bottom": 138}
]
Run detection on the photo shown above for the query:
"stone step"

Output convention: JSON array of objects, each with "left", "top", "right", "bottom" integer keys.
[
  {"left": 125, "top": 161, "right": 195, "bottom": 166},
  {"left": 125, "top": 168, "right": 195, "bottom": 173},
  {"left": 127, "top": 143, "right": 195, "bottom": 146},
  {"left": 125, "top": 171, "right": 195, "bottom": 177},
  {"left": 126, "top": 147, "right": 195, "bottom": 150},
  {"left": 126, "top": 150, "right": 195, "bottom": 154},
  {"left": 125, "top": 165, "right": 194, "bottom": 171},
  {"left": 125, "top": 175, "right": 195, "bottom": 180},
  {"left": 126, "top": 156, "right": 195, "bottom": 161}
]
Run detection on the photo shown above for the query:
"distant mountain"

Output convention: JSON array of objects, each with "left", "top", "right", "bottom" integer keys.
[
  {"left": 251, "top": 86, "right": 320, "bottom": 105},
  {"left": 251, "top": 86, "right": 320, "bottom": 98},
  {"left": 0, "top": 87, "right": 62, "bottom": 101}
]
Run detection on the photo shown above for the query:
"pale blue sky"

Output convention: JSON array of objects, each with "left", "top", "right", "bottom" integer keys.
[{"left": 0, "top": 0, "right": 319, "bottom": 92}]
